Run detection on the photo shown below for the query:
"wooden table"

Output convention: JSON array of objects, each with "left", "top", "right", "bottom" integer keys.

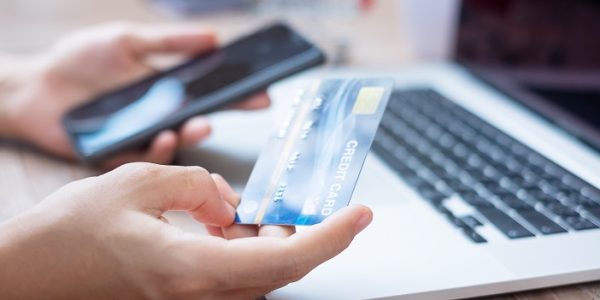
[{"left": 0, "top": 0, "right": 598, "bottom": 298}]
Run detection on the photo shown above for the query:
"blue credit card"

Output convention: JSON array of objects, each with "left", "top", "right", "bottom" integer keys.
[{"left": 236, "top": 78, "right": 394, "bottom": 225}]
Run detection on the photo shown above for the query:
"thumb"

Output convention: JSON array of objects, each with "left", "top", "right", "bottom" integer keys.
[
  {"left": 203, "top": 205, "right": 373, "bottom": 289},
  {"left": 128, "top": 26, "right": 217, "bottom": 57},
  {"left": 287, "top": 204, "right": 373, "bottom": 264}
]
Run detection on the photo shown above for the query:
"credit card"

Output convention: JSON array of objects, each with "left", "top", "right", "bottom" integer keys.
[{"left": 235, "top": 78, "right": 394, "bottom": 225}]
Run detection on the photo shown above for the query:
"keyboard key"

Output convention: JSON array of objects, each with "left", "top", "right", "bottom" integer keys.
[
  {"left": 510, "top": 143, "right": 530, "bottom": 158},
  {"left": 504, "top": 158, "right": 524, "bottom": 173},
  {"left": 539, "top": 180, "right": 560, "bottom": 195},
  {"left": 477, "top": 207, "right": 535, "bottom": 239},
  {"left": 488, "top": 146, "right": 508, "bottom": 163},
  {"left": 438, "top": 133, "right": 458, "bottom": 150},
  {"left": 499, "top": 195, "right": 534, "bottom": 211},
  {"left": 466, "top": 154, "right": 485, "bottom": 169},
  {"left": 571, "top": 195, "right": 600, "bottom": 208},
  {"left": 585, "top": 207, "right": 600, "bottom": 221},
  {"left": 525, "top": 153, "right": 547, "bottom": 168},
  {"left": 430, "top": 166, "right": 449, "bottom": 178},
  {"left": 517, "top": 210, "right": 566, "bottom": 234},
  {"left": 484, "top": 182, "right": 513, "bottom": 197},
  {"left": 449, "top": 214, "right": 468, "bottom": 228},
  {"left": 494, "top": 133, "right": 514, "bottom": 148},
  {"left": 424, "top": 125, "right": 444, "bottom": 140},
  {"left": 582, "top": 187, "right": 600, "bottom": 202},
  {"left": 527, "top": 189, "right": 556, "bottom": 204},
  {"left": 521, "top": 169, "right": 541, "bottom": 184},
  {"left": 543, "top": 164, "right": 565, "bottom": 178},
  {"left": 452, "top": 143, "right": 471, "bottom": 159},
  {"left": 479, "top": 124, "right": 499, "bottom": 140},
  {"left": 475, "top": 139, "right": 493, "bottom": 154},
  {"left": 461, "top": 193, "right": 494, "bottom": 208},
  {"left": 462, "top": 228, "right": 487, "bottom": 243},
  {"left": 459, "top": 173, "right": 477, "bottom": 186},
  {"left": 561, "top": 175, "right": 586, "bottom": 190},
  {"left": 563, "top": 216, "right": 598, "bottom": 231},
  {"left": 482, "top": 166, "right": 503, "bottom": 181},
  {"left": 546, "top": 202, "right": 579, "bottom": 217},
  {"left": 510, "top": 177, "right": 539, "bottom": 190},
  {"left": 417, "top": 186, "right": 447, "bottom": 205},
  {"left": 402, "top": 175, "right": 428, "bottom": 189},
  {"left": 460, "top": 216, "right": 483, "bottom": 228},
  {"left": 446, "top": 179, "right": 474, "bottom": 194},
  {"left": 371, "top": 143, "right": 403, "bottom": 169},
  {"left": 436, "top": 205, "right": 454, "bottom": 219}
]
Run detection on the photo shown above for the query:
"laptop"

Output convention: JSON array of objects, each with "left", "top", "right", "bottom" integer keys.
[{"left": 183, "top": 0, "right": 600, "bottom": 298}]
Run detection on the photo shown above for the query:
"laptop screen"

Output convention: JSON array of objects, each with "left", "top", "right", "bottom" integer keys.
[{"left": 455, "top": 0, "right": 600, "bottom": 151}]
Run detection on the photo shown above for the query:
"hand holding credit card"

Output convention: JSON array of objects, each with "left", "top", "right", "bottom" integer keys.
[{"left": 236, "top": 78, "right": 394, "bottom": 225}]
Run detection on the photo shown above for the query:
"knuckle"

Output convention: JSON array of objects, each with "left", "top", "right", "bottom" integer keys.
[
  {"left": 274, "top": 244, "right": 307, "bottom": 284},
  {"left": 115, "top": 162, "right": 157, "bottom": 177},
  {"left": 329, "top": 230, "right": 353, "bottom": 254},
  {"left": 281, "top": 257, "right": 306, "bottom": 284},
  {"left": 151, "top": 272, "right": 199, "bottom": 300},
  {"left": 185, "top": 166, "right": 210, "bottom": 176},
  {"left": 182, "top": 166, "right": 211, "bottom": 189},
  {"left": 111, "top": 162, "right": 164, "bottom": 186},
  {"left": 106, "top": 21, "right": 134, "bottom": 35},
  {"left": 104, "top": 22, "right": 136, "bottom": 45},
  {"left": 51, "top": 176, "right": 98, "bottom": 200},
  {"left": 320, "top": 224, "right": 355, "bottom": 254},
  {"left": 186, "top": 165, "right": 210, "bottom": 177},
  {"left": 146, "top": 245, "right": 215, "bottom": 299}
]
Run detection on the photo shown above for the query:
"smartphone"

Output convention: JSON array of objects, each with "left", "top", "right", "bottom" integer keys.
[{"left": 63, "top": 22, "right": 325, "bottom": 163}]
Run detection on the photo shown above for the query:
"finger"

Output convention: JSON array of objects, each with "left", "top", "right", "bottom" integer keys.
[
  {"left": 223, "top": 224, "right": 259, "bottom": 240},
  {"left": 109, "top": 163, "right": 236, "bottom": 226},
  {"left": 212, "top": 205, "right": 372, "bottom": 288},
  {"left": 232, "top": 92, "right": 271, "bottom": 110},
  {"left": 127, "top": 25, "right": 218, "bottom": 57},
  {"left": 211, "top": 174, "right": 239, "bottom": 207},
  {"left": 205, "top": 225, "right": 224, "bottom": 238},
  {"left": 258, "top": 225, "right": 295, "bottom": 238},
  {"left": 212, "top": 174, "right": 260, "bottom": 239},
  {"left": 179, "top": 116, "right": 212, "bottom": 148},
  {"left": 143, "top": 130, "right": 178, "bottom": 164}
]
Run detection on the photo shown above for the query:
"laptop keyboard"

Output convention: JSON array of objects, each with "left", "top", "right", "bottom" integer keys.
[{"left": 372, "top": 89, "right": 600, "bottom": 243}]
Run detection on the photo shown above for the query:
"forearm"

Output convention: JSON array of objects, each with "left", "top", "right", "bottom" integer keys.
[
  {"left": 0, "top": 207, "right": 112, "bottom": 299},
  {"left": 0, "top": 209, "right": 51, "bottom": 298}
]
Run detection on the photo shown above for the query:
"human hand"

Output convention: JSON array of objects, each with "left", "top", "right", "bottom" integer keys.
[
  {"left": 0, "top": 23, "right": 269, "bottom": 169},
  {"left": 0, "top": 163, "right": 372, "bottom": 299}
]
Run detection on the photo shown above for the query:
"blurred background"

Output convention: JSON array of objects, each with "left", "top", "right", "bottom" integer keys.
[
  {"left": 0, "top": 0, "right": 468, "bottom": 222},
  {"left": 0, "top": 0, "right": 461, "bottom": 66}
]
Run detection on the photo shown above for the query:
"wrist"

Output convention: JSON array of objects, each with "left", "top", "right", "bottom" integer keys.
[
  {"left": 0, "top": 205, "right": 102, "bottom": 299},
  {"left": 0, "top": 208, "right": 51, "bottom": 297},
  {"left": 0, "top": 55, "right": 25, "bottom": 137}
]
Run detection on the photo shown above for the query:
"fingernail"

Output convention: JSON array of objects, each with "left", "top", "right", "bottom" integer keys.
[
  {"left": 232, "top": 194, "right": 241, "bottom": 208},
  {"left": 354, "top": 209, "right": 373, "bottom": 234},
  {"left": 227, "top": 192, "right": 241, "bottom": 208},
  {"left": 190, "top": 117, "right": 210, "bottom": 130}
]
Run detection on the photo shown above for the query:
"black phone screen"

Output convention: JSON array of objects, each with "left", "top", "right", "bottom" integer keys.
[{"left": 66, "top": 23, "right": 317, "bottom": 158}]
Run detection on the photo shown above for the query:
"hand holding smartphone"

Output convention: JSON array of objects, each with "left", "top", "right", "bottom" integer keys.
[{"left": 63, "top": 22, "right": 325, "bottom": 163}]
